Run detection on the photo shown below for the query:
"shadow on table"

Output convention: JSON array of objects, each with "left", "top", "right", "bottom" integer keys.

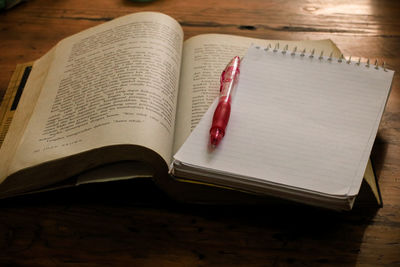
[{"left": 0, "top": 176, "right": 379, "bottom": 266}]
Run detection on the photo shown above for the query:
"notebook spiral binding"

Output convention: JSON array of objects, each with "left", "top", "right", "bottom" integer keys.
[{"left": 255, "top": 44, "right": 388, "bottom": 72}]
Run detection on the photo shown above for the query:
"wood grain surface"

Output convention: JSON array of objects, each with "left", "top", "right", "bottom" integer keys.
[{"left": 0, "top": 0, "right": 399, "bottom": 265}]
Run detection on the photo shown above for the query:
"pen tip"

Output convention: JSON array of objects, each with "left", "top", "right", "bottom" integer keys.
[{"left": 209, "top": 128, "right": 224, "bottom": 148}]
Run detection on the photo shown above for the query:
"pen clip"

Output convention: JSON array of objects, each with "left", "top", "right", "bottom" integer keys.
[{"left": 220, "top": 70, "right": 226, "bottom": 92}]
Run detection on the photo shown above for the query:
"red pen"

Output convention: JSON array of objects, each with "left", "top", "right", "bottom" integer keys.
[{"left": 209, "top": 56, "right": 241, "bottom": 148}]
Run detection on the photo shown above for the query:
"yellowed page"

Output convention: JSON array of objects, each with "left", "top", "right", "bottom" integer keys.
[
  {"left": 2, "top": 12, "right": 183, "bottom": 178},
  {"left": 0, "top": 50, "right": 55, "bottom": 183},
  {"left": 173, "top": 34, "right": 340, "bottom": 153},
  {"left": 363, "top": 159, "right": 382, "bottom": 205},
  {"left": 0, "top": 62, "right": 33, "bottom": 147}
]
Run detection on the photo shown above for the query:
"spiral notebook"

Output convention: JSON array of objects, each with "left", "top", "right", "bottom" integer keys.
[{"left": 172, "top": 45, "right": 394, "bottom": 210}]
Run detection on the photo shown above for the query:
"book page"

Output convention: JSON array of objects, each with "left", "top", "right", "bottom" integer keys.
[
  {"left": 174, "top": 45, "right": 394, "bottom": 197},
  {"left": 173, "top": 34, "right": 340, "bottom": 153},
  {"left": 2, "top": 12, "right": 183, "bottom": 177},
  {"left": 0, "top": 52, "right": 55, "bottom": 183}
]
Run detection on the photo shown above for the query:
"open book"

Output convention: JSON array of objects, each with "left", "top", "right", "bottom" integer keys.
[{"left": 0, "top": 12, "right": 375, "bottom": 206}]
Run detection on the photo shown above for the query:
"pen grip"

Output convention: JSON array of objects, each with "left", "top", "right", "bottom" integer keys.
[{"left": 210, "top": 101, "right": 231, "bottom": 136}]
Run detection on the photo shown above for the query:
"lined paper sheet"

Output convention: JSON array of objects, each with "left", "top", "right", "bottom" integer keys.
[{"left": 174, "top": 45, "right": 394, "bottom": 197}]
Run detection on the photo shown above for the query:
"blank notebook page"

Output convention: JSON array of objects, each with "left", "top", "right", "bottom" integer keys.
[{"left": 174, "top": 45, "right": 394, "bottom": 197}]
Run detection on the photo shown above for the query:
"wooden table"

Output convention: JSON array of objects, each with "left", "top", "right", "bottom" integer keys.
[{"left": 1, "top": 0, "right": 399, "bottom": 265}]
